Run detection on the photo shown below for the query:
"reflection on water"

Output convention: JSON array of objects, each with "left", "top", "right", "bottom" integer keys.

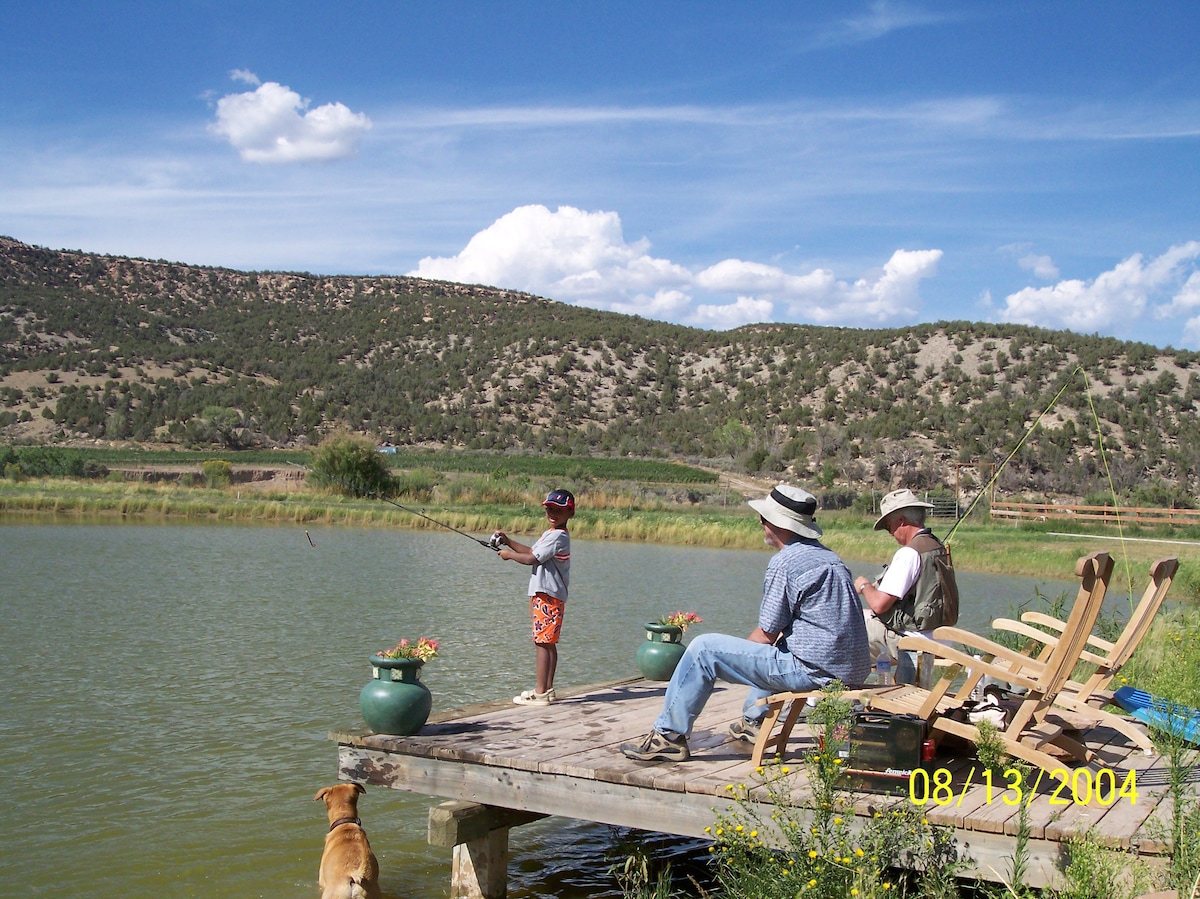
[{"left": 0, "top": 521, "right": 1076, "bottom": 898}]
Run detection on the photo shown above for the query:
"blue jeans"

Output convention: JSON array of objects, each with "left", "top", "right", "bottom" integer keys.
[{"left": 653, "top": 633, "right": 826, "bottom": 739}]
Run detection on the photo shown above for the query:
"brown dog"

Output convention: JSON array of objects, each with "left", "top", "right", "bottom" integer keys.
[{"left": 313, "top": 783, "right": 382, "bottom": 899}]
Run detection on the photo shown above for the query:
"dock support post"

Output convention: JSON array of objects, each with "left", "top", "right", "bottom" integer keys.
[{"left": 428, "top": 800, "right": 546, "bottom": 899}]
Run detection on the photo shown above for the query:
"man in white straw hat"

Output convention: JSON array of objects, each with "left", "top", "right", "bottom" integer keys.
[
  {"left": 621, "top": 484, "right": 870, "bottom": 762},
  {"left": 854, "top": 488, "right": 959, "bottom": 685}
]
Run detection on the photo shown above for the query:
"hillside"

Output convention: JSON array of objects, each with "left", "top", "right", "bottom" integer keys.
[{"left": 2, "top": 236, "right": 1199, "bottom": 504}]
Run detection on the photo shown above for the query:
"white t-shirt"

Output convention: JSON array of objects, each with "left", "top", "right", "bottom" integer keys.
[
  {"left": 875, "top": 545, "right": 940, "bottom": 642},
  {"left": 876, "top": 545, "right": 921, "bottom": 601},
  {"left": 527, "top": 527, "right": 570, "bottom": 600}
]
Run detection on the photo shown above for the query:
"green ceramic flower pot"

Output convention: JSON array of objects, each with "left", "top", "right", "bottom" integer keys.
[
  {"left": 359, "top": 655, "right": 433, "bottom": 735},
  {"left": 636, "top": 623, "right": 686, "bottom": 681}
]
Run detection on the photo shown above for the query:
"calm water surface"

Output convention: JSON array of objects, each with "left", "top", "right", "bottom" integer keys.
[{"left": 0, "top": 520, "right": 1082, "bottom": 898}]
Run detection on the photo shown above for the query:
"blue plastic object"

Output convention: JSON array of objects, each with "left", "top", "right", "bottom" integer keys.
[{"left": 1114, "top": 686, "right": 1200, "bottom": 745}]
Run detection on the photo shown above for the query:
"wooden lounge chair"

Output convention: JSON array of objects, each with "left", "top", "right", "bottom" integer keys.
[
  {"left": 989, "top": 557, "right": 1178, "bottom": 753},
  {"left": 751, "top": 551, "right": 1114, "bottom": 783}
]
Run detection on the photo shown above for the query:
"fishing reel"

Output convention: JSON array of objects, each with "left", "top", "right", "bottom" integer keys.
[{"left": 488, "top": 532, "right": 505, "bottom": 551}]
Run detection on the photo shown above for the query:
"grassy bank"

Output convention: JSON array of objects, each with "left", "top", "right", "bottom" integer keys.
[{"left": 3, "top": 476, "right": 1199, "bottom": 599}]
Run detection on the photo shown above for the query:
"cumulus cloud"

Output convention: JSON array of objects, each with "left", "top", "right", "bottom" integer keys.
[
  {"left": 411, "top": 203, "right": 692, "bottom": 303},
  {"left": 692, "top": 249, "right": 942, "bottom": 325},
  {"left": 999, "top": 242, "right": 1200, "bottom": 334},
  {"left": 1153, "top": 266, "right": 1200, "bottom": 346},
  {"left": 410, "top": 204, "right": 942, "bottom": 330},
  {"left": 692, "top": 296, "right": 777, "bottom": 329},
  {"left": 603, "top": 289, "right": 697, "bottom": 320},
  {"left": 209, "top": 72, "right": 372, "bottom": 163}
]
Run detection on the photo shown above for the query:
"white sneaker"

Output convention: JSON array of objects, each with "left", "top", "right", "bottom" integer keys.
[{"left": 513, "top": 688, "right": 556, "bottom": 706}]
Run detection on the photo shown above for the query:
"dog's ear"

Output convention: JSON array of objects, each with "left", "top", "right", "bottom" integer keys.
[
  {"left": 353, "top": 783, "right": 365, "bottom": 795},
  {"left": 313, "top": 787, "right": 330, "bottom": 801}
]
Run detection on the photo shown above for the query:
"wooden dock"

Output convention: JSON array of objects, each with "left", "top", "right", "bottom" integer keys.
[{"left": 332, "top": 679, "right": 1181, "bottom": 896}]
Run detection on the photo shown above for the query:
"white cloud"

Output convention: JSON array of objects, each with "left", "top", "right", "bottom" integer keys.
[
  {"left": 602, "top": 289, "right": 697, "bottom": 320},
  {"left": 1018, "top": 252, "right": 1059, "bottom": 280},
  {"left": 1154, "top": 268, "right": 1200, "bottom": 346},
  {"left": 694, "top": 259, "right": 835, "bottom": 296},
  {"left": 209, "top": 75, "right": 372, "bottom": 163},
  {"left": 410, "top": 204, "right": 690, "bottom": 300},
  {"left": 229, "top": 69, "right": 260, "bottom": 87},
  {"left": 691, "top": 250, "right": 941, "bottom": 324},
  {"left": 813, "top": 1, "right": 963, "bottom": 49},
  {"left": 409, "top": 204, "right": 941, "bottom": 330},
  {"left": 999, "top": 242, "right": 1200, "bottom": 334},
  {"left": 692, "top": 296, "right": 776, "bottom": 329}
]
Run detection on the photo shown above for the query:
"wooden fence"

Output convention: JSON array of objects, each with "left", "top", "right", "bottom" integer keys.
[{"left": 991, "top": 500, "right": 1200, "bottom": 527}]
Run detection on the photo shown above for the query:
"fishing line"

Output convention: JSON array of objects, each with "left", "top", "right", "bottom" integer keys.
[
  {"left": 290, "top": 463, "right": 499, "bottom": 551},
  {"left": 1080, "top": 367, "right": 1135, "bottom": 600},
  {"left": 944, "top": 369, "right": 1081, "bottom": 545},
  {"left": 943, "top": 364, "right": 1137, "bottom": 604}
]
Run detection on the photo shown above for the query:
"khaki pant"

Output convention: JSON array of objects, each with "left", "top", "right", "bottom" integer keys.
[{"left": 863, "top": 609, "right": 917, "bottom": 684}]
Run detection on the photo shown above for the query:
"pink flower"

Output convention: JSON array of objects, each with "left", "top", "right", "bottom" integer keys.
[
  {"left": 659, "top": 611, "right": 703, "bottom": 632},
  {"left": 378, "top": 636, "right": 440, "bottom": 662}
]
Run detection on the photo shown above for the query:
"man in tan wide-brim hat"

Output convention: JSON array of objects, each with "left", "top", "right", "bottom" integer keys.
[{"left": 854, "top": 488, "right": 958, "bottom": 685}]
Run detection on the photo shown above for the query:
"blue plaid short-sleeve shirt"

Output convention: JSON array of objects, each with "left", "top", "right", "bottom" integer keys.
[{"left": 758, "top": 538, "right": 870, "bottom": 686}]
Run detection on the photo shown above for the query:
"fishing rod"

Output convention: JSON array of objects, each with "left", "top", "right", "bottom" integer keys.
[
  {"left": 291, "top": 463, "right": 500, "bottom": 551},
  {"left": 943, "top": 368, "right": 1082, "bottom": 549},
  {"left": 372, "top": 492, "right": 500, "bottom": 551}
]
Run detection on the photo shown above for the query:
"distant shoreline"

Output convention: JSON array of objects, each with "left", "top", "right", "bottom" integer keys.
[{"left": 4, "top": 478, "right": 1197, "bottom": 598}]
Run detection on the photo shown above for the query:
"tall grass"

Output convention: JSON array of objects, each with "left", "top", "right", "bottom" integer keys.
[{"left": 3, "top": 478, "right": 1200, "bottom": 592}]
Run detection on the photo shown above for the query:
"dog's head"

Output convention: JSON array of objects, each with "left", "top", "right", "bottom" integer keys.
[{"left": 313, "top": 782, "right": 366, "bottom": 819}]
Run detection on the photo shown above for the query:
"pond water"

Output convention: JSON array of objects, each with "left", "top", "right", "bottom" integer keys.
[{"left": 0, "top": 520, "right": 1085, "bottom": 898}]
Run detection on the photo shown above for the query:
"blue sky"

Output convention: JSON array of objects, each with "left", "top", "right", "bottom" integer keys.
[{"left": 3, "top": 2, "right": 1199, "bottom": 347}]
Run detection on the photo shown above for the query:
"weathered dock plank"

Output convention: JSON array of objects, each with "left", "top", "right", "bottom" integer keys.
[{"left": 331, "top": 678, "right": 1177, "bottom": 890}]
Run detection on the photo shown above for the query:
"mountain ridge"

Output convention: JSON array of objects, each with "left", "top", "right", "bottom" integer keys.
[{"left": 2, "top": 237, "right": 1198, "bottom": 504}]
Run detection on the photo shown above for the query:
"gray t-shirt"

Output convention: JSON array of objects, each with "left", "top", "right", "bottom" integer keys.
[
  {"left": 527, "top": 527, "right": 570, "bottom": 601},
  {"left": 758, "top": 538, "right": 871, "bottom": 686}
]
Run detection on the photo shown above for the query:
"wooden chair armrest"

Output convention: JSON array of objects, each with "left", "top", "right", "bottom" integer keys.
[
  {"left": 1020, "top": 611, "right": 1068, "bottom": 633},
  {"left": 1084, "top": 634, "right": 1116, "bottom": 654},
  {"left": 896, "top": 634, "right": 1040, "bottom": 691},
  {"left": 1016, "top": 612, "right": 1115, "bottom": 655},
  {"left": 926, "top": 626, "right": 1051, "bottom": 676},
  {"left": 991, "top": 617, "right": 1061, "bottom": 649},
  {"left": 754, "top": 687, "right": 881, "bottom": 707},
  {"left": 1076, "top": 648, "right": 1109, "bottom": 667}
]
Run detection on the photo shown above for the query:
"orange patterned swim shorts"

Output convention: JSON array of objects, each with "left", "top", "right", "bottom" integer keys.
[{"left": 530, "top": 592, "right": 565, "bottom": 645}]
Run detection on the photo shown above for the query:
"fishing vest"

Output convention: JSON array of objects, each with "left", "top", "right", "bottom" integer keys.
[{"left": 879, "top": 530, "right": 959, "bottom": 633}]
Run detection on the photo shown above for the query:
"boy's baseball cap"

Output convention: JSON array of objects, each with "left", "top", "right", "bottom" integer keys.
[{"left": 542, "top": 489, "right": 575, "bottom": 512}]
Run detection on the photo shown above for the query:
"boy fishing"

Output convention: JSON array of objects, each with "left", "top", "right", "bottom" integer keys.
[{"left": 492, "top": 489, "right": 575, "bottom": 705}]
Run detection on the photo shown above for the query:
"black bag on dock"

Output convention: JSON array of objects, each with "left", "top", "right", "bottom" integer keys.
[{"left": 836, "top": 711, "right": 934, "bottom": 795}]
